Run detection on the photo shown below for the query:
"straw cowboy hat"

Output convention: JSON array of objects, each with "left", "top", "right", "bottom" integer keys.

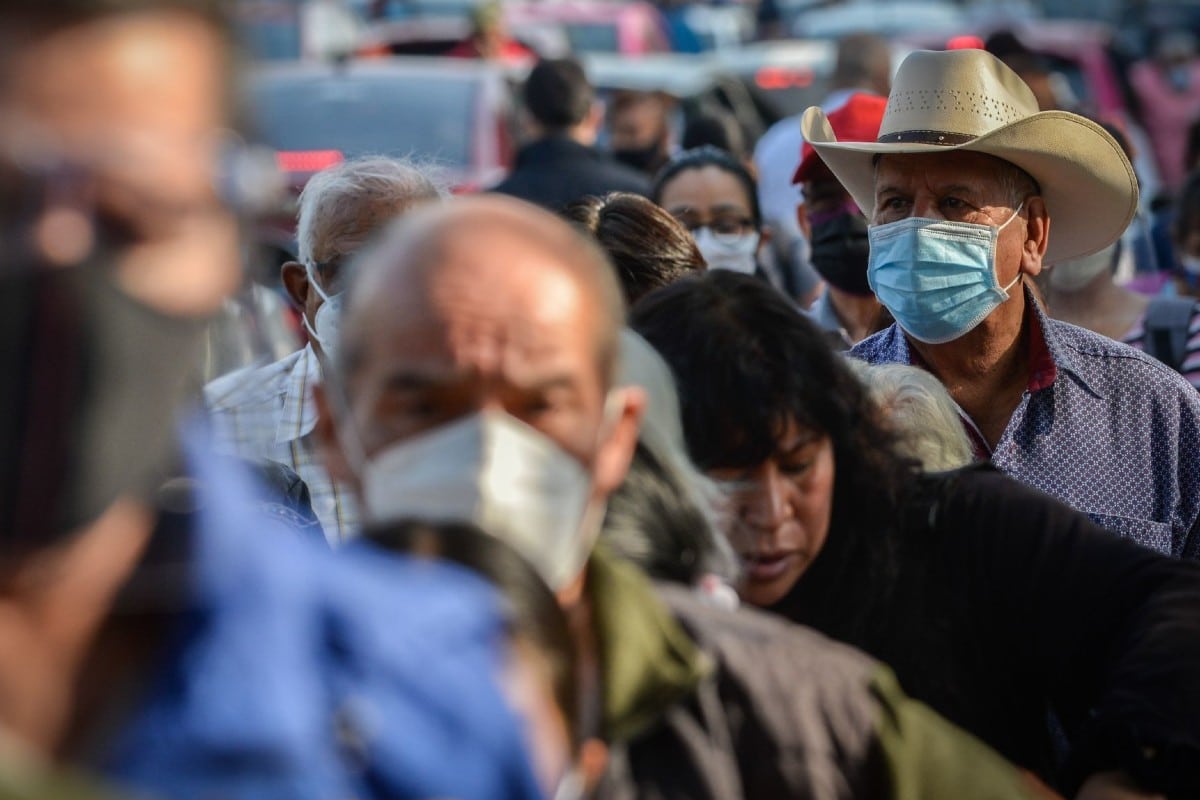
[{"left": 800, "top": 48, "right": 1138, "bottom": 265}]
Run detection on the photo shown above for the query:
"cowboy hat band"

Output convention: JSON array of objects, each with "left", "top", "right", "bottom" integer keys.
[{"left": 800, "top": 49, "right": 1139, "bottom": 265}]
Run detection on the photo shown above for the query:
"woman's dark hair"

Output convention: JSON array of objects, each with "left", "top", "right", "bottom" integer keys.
[
  {"left": 630, "top": 270, "right": 914, "bottom": 639},
  {"left": 563, "top": 192, "right": 705, "bottom": 305},
  {"left": 366, "top": 520, "right": 581, "bottom": 744},
  {"left": 651, "top": 145, "right": 762, "bottom": 229}
]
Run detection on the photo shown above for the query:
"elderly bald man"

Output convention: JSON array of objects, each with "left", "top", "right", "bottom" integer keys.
[
  {"left": 206, "top": 156, "right": 444, "bottom": 542},
  {"left": 804, "top": 49, "right": 1200, "bottom": 559},
  {"left": 314, "top": 195, "right": 1048, "bottom": 799}
]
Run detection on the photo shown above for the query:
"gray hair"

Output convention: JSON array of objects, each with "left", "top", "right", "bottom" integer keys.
[
  {"left": 602, "top": 330, "right": 741, "bottom": 586},
  {"left": 848, "top": 360, "right": 975, "bottom": 472},
  {"left": 296, "top": 156, "right": 447, "bottom": 264}
]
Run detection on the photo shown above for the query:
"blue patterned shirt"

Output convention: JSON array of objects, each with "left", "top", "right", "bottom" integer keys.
[{"left": 851, "top": 288, "right": 1200, "bottom": 558}]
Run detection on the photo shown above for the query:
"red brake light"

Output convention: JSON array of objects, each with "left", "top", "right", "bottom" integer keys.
[
  {"left": 755, "top": 67, "right": 814, "bottom": 91},
  {"left": 275, "top": 150, "right": 344, "bottom": 173},
  {"left": 945, "top": 35, "right": 985, "bottom": 51}
]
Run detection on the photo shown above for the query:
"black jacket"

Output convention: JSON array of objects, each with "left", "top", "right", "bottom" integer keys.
[
  {"left": 770, "top": 465, "right": 1200, "bottom": 797},
  {"left": 490, "top": 137, "right": 650, "bottom": 212}
]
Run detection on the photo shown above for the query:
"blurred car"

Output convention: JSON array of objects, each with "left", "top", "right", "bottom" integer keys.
[
  {"left": 507, "top": 1, "right": 671, "bottom": 55},
  {"left": 581, "top": 52, "right": 777, "bottom": 148},
  {"left": 247, "top": 57, "right": 518, "bottom": 259},
  {"left": 357, "top": 14, "right": 570, "bottom": 57},
  {"left": 712, "top": 38, "right": 836, "bottom": 120}
]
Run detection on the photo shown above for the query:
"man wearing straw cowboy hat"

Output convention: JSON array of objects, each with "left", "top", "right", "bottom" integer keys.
[{"left": 803, "top": 48, "right": 1200, "bottom": 559}]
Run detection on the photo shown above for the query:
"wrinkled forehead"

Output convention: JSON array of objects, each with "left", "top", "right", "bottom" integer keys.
[
  {"left": 873, "top": 151, "right": 1017, "bottom": 195},
  {"left": 349, "top": 231, "right": 612, "bottom": 389}
]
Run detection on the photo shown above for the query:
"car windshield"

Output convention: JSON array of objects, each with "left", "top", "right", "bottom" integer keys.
[{"left": 251, "top": 71, "right": 477, "bottom": 166}]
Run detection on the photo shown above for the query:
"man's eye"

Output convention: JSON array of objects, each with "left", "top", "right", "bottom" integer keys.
[{"left": 940, "top": 197, "right": 968, "bottom": 211}]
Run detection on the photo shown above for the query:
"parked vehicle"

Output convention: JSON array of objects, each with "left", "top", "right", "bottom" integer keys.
[
  {"left": 247, "top": 57, "right": 518, "bottom": 259},
  {"left": 507, "top": 1, "right": 671, "bottom": 55}
]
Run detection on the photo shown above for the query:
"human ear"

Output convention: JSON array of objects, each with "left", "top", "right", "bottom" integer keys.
[
  {"left": 796, "top": 203, "right": 811, "bottom": 241},
  {"left": 280, "top": 260, "right": 310, "bottom": 309},
  {"left": 591, "top": 386, "right": 645, "bottom": 499},
  {"left": 1020, "top": 196, "right": 1050, "bottom": 276}
]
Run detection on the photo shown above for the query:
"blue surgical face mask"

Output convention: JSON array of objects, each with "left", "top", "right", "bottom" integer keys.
[{"left": 867, "top": 204, "right": 1025, "bottom": 344}]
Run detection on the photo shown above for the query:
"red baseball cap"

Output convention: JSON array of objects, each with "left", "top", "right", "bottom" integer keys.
[{"left": 792, "top": 93, "right": 888, "bottom": 185}]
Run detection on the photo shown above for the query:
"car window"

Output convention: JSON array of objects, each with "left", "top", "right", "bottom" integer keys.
[{"left": 251, "top": 72, "right": 477, "bottom": 166}]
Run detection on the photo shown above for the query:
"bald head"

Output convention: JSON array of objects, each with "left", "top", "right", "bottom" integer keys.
[{"left": 340, "top": 195, "right": 626, "bottom": 387}]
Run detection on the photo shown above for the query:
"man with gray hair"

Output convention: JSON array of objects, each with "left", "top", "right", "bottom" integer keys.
[{"left": 206, "top": 156, "right": 444, "bottom": 542}]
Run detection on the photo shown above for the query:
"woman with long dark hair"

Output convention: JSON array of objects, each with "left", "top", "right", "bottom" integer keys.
[{"left": 631, "top": 270, "right": 1200, "bottom": 798}]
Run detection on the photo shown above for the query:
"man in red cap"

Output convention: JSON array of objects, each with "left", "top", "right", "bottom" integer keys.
[{"left": 793, "top": 93, "right": 887, "bottom": 347}]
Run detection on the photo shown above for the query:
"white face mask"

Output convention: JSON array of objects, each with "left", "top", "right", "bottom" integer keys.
[
  {"left": 1182, "top": 254, "right": 1200, "bottom": 276},
  {"left": 304, "top": 263, "right": 343, "bottom": 359},
  {"left": 356, "top": 411, "right": 603, "bottom": 589},
  {"left": 693, "top": 227, "right": 760, "bottom": 275}
]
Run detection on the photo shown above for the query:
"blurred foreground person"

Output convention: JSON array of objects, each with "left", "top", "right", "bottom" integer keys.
[
  {"left": 369, "top": 521, "right": 601, "bottom": 799},
  {"left": 206, "top": 156, "right": 443, "bottom": 543},
  {"left": 633, "top": 270, "right": 1200, "bottom": 798},
  {"left": 603, "top": 330, "right": 739, "bottom": 602},
  {"left": 493, "top": 58, "right": 649, "bottom": 212},
  {"left": 316, "top": 194, "right": 1051, "bottom": 799},
  {"left": 563, "top": 192, "right": 704, "bottom": 304},
  {"left": 793, "top": 93, "right": 886, "bottom": 347},
  {"left": 0, "top": 3, "right": 548, "bottom": 797},
  {"left": 806, "top": 49, "right": 1200, "bottom": 557}
]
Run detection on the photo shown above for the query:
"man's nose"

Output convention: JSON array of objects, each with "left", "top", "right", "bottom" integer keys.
[{"left": 911, "top": 194, "right": 945, "bottom": 219}]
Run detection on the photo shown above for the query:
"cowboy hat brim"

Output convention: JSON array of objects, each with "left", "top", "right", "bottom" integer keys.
[{"left": 800, "top": 106, "right": 1139, "bottom": 266}]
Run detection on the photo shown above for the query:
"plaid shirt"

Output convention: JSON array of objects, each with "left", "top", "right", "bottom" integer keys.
[
  {"left": 852, "top": 286, "right": 1200, "bottom": 558},
  {"left": 204, "top": 345, "right": 358, "bottom": 544}
]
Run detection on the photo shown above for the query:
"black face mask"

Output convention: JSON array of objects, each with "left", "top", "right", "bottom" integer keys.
[
  {"left": 809, "top": 211, "right": 873, "bottom": 297},
  {"left": 613, "top": 141, "right": 664, "bottom": 174},
  {"left": 0, "top": 261, "right": 207, "bottom": 551}
]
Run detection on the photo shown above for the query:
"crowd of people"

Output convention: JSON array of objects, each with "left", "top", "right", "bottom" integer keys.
[{"left": 7, "top": 1, "right": 1200, "bottom": 799}]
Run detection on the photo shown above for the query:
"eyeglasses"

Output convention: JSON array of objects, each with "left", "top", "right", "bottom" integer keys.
[{"left": 674, "top": 214, "right": 757, "bottom": 244}]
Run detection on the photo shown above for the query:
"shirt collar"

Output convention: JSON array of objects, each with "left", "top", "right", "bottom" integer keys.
[
  {"left": 897, "top": 284, "right": 1095, "bottom": 396},
  {"left": 276, "top": 344, "right": 322, "bottom": 445},
  {"left": 1023, "top": 284, "right": 1101, "bottom": 397}
]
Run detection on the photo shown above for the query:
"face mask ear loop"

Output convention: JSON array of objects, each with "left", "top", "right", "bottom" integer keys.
[
  {"left": 997, "top": 201, "right": 1026, "bottom": 296},
  {"left": 301, "top": 263, "right": 330, "bottom": 346}
]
